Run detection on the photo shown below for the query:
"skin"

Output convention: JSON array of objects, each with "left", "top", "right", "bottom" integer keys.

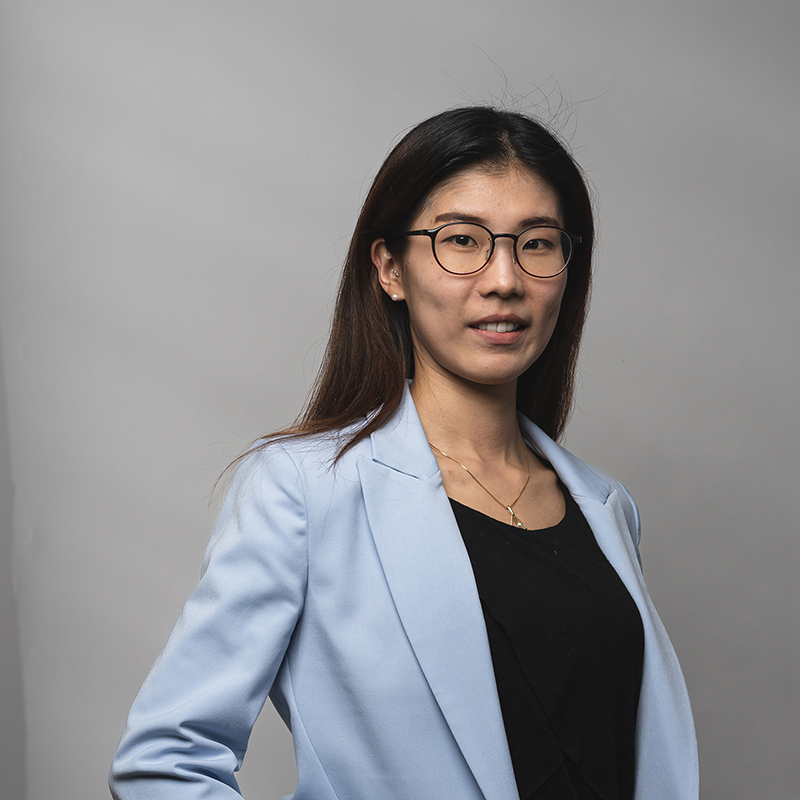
[{"left": 372, "top": 164, "right": 567, "bottom": 529}]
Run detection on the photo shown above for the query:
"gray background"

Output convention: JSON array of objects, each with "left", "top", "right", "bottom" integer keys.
[{"left": 1, "top": 1, "right": 798, "bottom": 799}]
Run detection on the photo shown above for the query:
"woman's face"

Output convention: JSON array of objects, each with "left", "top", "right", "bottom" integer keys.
[{"left": 373, "top": 164, "right": 568, "bottom": 393}]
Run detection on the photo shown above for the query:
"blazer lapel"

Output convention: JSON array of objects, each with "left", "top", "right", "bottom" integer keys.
[
  {"left": 357, "top": 389, "right": 518, "bottom": 800},
  {"left": 520, "top": 418, "right": 699, "bottom": 799}
]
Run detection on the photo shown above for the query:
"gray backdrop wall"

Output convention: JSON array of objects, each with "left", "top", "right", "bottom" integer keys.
[{"left": 1, "top": 2, "right": 798, "bottom": 799}]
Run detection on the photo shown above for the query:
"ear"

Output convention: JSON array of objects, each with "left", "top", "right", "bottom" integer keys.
[{"left": 371, "top": 239, "right": 405, "bottom": 301}]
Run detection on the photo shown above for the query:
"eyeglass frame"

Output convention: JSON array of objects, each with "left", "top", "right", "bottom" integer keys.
[{"left": 401, "top": 221, "right": 582, "bottom": 278}]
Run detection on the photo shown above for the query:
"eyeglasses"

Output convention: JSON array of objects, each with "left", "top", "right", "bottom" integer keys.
[{"left": 402, "top": 222, "right": 582, "bottom": 278}]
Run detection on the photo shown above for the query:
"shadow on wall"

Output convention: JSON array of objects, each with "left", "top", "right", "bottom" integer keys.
[{"left": 0, "top": 330, "right": 27, "bottom": 800}]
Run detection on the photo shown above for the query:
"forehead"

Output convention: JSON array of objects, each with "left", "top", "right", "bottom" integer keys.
[{"left": 416, "top": 164, "right": 562, "bottom": 225}]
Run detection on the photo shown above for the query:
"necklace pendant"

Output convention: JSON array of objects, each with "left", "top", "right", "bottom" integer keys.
[{"left": 507, "top": 506, "right": 528, "bottom": 530}]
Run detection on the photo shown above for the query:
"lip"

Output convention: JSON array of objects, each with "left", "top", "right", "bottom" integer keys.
[
  {"left": 469, "top": 314, "right": 528, "bottom": 342},
  {"left": 470, "top": 314, "right": 527, "bottom": 330}
]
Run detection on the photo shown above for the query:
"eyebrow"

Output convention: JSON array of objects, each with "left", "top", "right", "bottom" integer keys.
[{"left": 431, "top": 211, "right": 563, "bottom": 228}]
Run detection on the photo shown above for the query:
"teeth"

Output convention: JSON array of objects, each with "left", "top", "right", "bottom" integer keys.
[{"left": 477, "top": 322, "right": 520, "bottom": 333}]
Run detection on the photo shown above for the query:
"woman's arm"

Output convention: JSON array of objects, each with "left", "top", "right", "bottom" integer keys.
[{"left": 109, "top": 444, "right": 308, "bottom": 799}]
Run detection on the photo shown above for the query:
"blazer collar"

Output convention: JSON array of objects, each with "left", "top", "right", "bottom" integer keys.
[
  {"left": 367, "top": 384, "right": 441, "bottom": 480},
  {"left": 517, "top": 414, "right": 612, "bottom": 503},
  {"left": 369, "top": 383, "right": 611, "bottom": 503}
]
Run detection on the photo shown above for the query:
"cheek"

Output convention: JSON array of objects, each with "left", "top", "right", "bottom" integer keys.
[
  {"left": 406, "top": 298, "right": 449, "bottom": 350},
  {"left": 530, "top": 282, "right": 568, "bottom": 359},
  {"left": 539, "top": 279, "right": 568, "bottom": 324},
  {"left": 402, "top": 269, "right": 456, "bottom": 329}
]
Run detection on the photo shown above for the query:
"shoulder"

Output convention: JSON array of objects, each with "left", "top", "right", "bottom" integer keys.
[
  {"left": 519, "top": 414, "right": 641, "bottom": 546},
  {"left": 205, "top": 427, "right": 372, "bottom": 577},
  {"left": 568, "top": 448, "right": 641, "bottom": 551},
  {"left": 224, "top": 422, "right": 372, "bottom": 507}
]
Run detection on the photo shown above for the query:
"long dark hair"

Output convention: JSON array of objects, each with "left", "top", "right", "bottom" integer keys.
[{"left": 257, "top": 107, "right": 594, "bottom": 460}]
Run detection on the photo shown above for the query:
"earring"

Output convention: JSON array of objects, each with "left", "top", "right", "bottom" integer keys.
[
  {"left": 391, "top": 294, "right": 399, "bottom": 301},
  {"left": 391, "top": 268, "right": 400, "bottom": 277}
]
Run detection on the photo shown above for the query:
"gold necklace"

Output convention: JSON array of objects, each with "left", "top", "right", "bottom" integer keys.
[{"left": 429, "top": 442, "right": 530, "bottom": 529}]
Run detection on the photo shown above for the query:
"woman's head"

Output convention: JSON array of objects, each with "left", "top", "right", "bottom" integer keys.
[
  {"left": 372, "top": 164, "right": 571, "bottom": 399},
  {"left": 301, "top": 107, "right": 594, "bottom": 447}
]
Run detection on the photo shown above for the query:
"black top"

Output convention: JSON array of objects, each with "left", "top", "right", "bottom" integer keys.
[{"left": 450, "top": 485, "right": 644, "bottom": 800}]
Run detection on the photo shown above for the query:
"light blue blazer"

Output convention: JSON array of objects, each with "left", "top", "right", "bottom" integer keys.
[{"left": 110, "top": 387, "right": 698, "bottom": 800}]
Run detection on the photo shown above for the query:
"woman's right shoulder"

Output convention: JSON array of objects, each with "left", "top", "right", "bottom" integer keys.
[
  {"left": 208, "top": 426, "right": 370, "bottom": 550},
  {"left": 228, "top": 420, "right": 371, "bottom": 495}
]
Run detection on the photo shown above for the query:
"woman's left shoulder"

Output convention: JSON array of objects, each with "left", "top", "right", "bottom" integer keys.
[
  {"left": 563, "top": 447, "right": 641, "bottom": 550},
  {"left": 519, "top": 415, "right": 641, "bottom": 541}
]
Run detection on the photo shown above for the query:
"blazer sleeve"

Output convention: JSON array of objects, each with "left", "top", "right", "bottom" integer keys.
[{"left": 109, "top": 443, "right": 308, "bottom": 799}]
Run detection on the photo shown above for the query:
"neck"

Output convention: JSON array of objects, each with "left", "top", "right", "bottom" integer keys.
[{"left": 410, "top": 372, "right": 526, "bottom": 466}]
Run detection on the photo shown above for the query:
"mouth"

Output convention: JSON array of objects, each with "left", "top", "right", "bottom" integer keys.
[
  {"left": 474, "top": 321, "right": 524, "bottom": 333},
  {"left": 471, "top": 315, "right": 527, "bottom": 334}
]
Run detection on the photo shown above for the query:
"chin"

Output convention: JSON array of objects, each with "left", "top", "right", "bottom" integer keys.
[
  {"left": 464, "top": 357, "right": 542, "bottom": 388},
  {"left": 458, "top": 370, "right": 528, "bottom": 390}
]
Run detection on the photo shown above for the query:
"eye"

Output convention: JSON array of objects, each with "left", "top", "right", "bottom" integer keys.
[
  {"left": 436, "top": 224, "right": 484, "bottom": 251},
  {"left": 448, "top": 234, "right": 478, "bottom": 248},
  {"left": 520, "top": 237, "right": 549, "bottom": 251},
  {"left": 519, "top": 229, "right": 559, "bottom": 253}
]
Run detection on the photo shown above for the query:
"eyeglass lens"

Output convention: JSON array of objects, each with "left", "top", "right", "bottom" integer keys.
[{"left": 433, "top": 223, "right": 572, "bottom": 277}]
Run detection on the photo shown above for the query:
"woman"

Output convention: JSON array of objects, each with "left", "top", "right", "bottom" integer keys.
[{"left": 110, "top": 107, "right": 698, "bottom": 800}]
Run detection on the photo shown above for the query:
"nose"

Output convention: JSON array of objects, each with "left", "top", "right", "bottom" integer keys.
[{"left": 477, "top": 236, "right": 525, "bottom": 297}]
